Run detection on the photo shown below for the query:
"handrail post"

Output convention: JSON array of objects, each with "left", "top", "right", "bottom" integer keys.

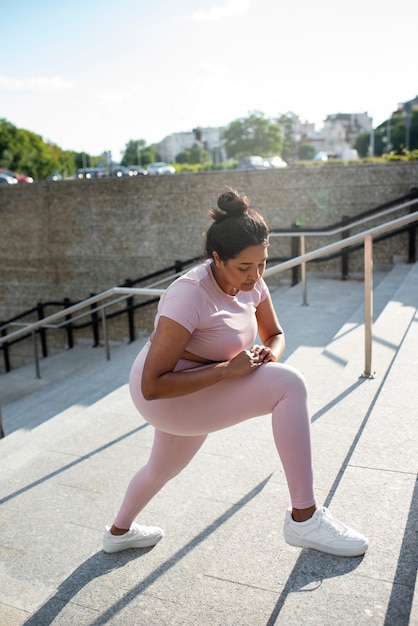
[
  {"left": 341, "top": 215, "right": 350, "bottom": 280},
  {"left": 291, "top": 222, "right": 300, "bottom": 286},
  {"left": 64, "top": 298, "right": 74, "bottom": 349},
  {"left": 300, "top": 235, "right": 308, "bottom": 305},
  {"left": 90, "top": 294, "right": 100, "bottom": 347},
  {"left": 1, "top": 324, "right": 11, "bottom": 373},
  {"left": 0, "top": 405, "right": 4, "bottom": 439},
  {"left": 124, "top": 279, "right": 135, "bottom": 342},
  {"left": 33, "top": 330, "right": 41, "bottom": 379},
  {"left": 37, "top": 302, "right": 48, "bottom": 358},
  {"left": 362, "top": 234, "right": 375, "bottom": 378},
  {"left": 101, "top": 308, "right": 110, "bottom": 360},
  {"left": 408, "top": 204, "right": 417, "bottom": 263}
]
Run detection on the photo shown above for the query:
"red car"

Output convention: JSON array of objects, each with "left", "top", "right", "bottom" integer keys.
[{"left": 0, "top": 168, "right": 33, "bottom": 183}]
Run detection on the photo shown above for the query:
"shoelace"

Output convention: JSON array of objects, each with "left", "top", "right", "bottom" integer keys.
[
  {"left": 317, "top": 508, "right": 347, "bottom": 538},
  {"left": 132, "top": 525, "right": 149, "bottom": 537}
]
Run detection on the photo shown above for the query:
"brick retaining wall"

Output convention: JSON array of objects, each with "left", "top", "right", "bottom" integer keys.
[{"left": 0, "top": 162, "right": 417, "bottom": 368}]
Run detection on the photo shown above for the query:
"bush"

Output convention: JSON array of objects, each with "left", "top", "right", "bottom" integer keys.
[{"left": 407, "top": 149, "right": 418, "bottom": 160}]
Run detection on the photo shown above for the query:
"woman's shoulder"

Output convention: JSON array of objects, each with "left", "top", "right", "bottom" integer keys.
[
  {"left": 169, "top": 260, "right": 211, "bottom": 291},
  {"left": 181, "top": 260, "right": 211, "bottom": 283},
  {"left": 158, "top": 262, "right": 211, "bottom": 332},
  {"left": 163, "top": 261, "right": 210, "bottom": 301}
]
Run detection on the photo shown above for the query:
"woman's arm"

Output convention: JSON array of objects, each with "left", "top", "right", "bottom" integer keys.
[
  {"left": 141, "top": 316, "right": 262, "bottom": 400},
  {"left": 254, "top": 294, "right": 285, "bottom": 362}
]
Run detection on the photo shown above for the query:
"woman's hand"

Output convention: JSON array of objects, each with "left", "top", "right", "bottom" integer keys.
[
  {"left": 249, "top": 344, "right": 277, "bottom": 363},
  {"left": 225, "top": 349, "right": 263, "bottom": 378}
]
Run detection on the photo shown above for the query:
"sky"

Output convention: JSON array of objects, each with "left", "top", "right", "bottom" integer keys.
[{"left": 1, "top": 0, "right": 416, "bottom": 162}]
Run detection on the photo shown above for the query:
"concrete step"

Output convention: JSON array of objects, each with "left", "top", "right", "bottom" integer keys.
[{"left": 0, "top": 264, "right": 416, "bottom": 625}]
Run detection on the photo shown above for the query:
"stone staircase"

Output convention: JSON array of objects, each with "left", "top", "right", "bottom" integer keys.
[{"left": 0, "top": 262, "right": 417, "bottom": 626}]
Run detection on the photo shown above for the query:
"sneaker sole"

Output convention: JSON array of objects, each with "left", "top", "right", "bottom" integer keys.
[
  {"left": 103, "top": 534, "right": 164, "bottom": 553},
  {"left": 284, "top": 533, "right": 368, "bottom": 557}
]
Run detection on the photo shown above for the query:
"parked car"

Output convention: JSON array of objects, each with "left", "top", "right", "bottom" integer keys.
[
  {"left": 76, "top": 168, "right": 105, "bottom": 180},
  {"left": 46, "top": 172, "right": 63, "bottom": 181},
  {"left": 127, "top": 165, "right": 148, "bottom": 176},
  {"left": 0, "top": 172, "right": 18, "bottom": 184},
  {"left": 236, "top": 156, "right": 270, "bottom": 170},
  {"left": 313, "top": 151, "right": 338, "bottom": 162},
  {"left": 264, "top": 156, "right": 287, "bottom": 169},
  {"left": 0, "top": 167, "right": 33, "bottom": 183},
  {"left": 146, "top": 162, "right": 175, "bottom": 175},
  {"left": 110, "top": 166, "right": 131, "bottom": 178}
]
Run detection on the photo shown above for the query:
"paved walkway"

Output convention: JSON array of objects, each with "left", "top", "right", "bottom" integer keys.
[{"left": 0, "top": 264, "right": 417, "bottom": 626}]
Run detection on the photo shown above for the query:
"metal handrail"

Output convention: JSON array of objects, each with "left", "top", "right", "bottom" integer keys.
[
  {"left": 0, "top": 287, "right": 165, "bottom": 347},
  {"left": 269, "top": 197, "right": 417, "bottom": 237},
  {"left": 1, "top": 210, "right": 417, "bottom": 379},
  {"left": 265, "top": 209, "right": 418, "bottom": 377}
]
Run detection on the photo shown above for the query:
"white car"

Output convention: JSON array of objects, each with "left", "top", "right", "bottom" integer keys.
[
  {"left": 146, "top": 162, "right": 175, "bottom": 175},
  {"left": 264, "top": 156, "right": 287, "bottom": 169}
]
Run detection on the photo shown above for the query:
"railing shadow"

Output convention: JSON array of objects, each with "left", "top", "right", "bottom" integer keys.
[
  {"left": 266, "top": 319, "right": 411, "bottom": 624},
  {"left": 23, "top": 475, "right": 272, "bottom": 626},
  {"left": 0, "top": 423, "right": 149, "bottom": 506},
  {"left": 384, "top": 474, "right": 418, "bottom": 626},
  {"left": 266, "top": 551, "right": 365, "bottom": 625}
]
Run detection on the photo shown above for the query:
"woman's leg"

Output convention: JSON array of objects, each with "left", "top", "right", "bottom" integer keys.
[
  {"left": 110, "top": 349, "right": 367, "bottom": 556},
  {"left": 112, "top": 430, "right": 207, "bottom": 530},
  {"left": 131, "top": 358, "right": 315, "bottom": 511},
  {"left": 269, "top": 365, "right": 315, "bottom": 511}
]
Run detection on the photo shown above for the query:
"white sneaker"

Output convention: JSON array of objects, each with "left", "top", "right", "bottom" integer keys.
[
  {"left": 103, "top": 522, "right": 164, "bottom": 553},
  {"left": 283, "top": 507, "right": 368, "bottom": 557}
]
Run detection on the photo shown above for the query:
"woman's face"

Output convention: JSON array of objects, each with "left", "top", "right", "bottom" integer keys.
[{"left": 212, "top": 243, "right": 268, "bottom": 295}]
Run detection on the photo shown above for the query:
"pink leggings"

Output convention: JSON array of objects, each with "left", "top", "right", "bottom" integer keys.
[{"left": 113, "top": 343, "right": 315, "bottom": 528}]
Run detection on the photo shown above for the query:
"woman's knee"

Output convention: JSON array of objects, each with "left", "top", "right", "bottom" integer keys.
[{"left": 271, "top": 363, "right": 308, "bottom": 401}]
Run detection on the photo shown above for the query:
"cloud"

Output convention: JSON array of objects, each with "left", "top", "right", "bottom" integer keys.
[
  {"left": 99, "top": 91, "right": 127, "bottom": 104},
  {"left": 193, "top": 63, "right": 229, "bottom": 89},
  {"left": 0, "top": 75, "right": 75, "bottom": 92},
  {"left": 192, "top": 0, "right": 250, "bottom": 22}
]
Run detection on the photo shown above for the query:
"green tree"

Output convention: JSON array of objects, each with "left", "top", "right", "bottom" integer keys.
[
  {"left": 222, "top": 111, "right": 283, "bottom": 159},
  {"left": 121, "top": 139, "right": 148, "bottom": 166},
  {"left": 381, "top": 110, "right": 418, "bottom": 154},
  {"left": 277, "top": 112, "right": 296, "bottom": 162},
  {"left": 354, "top": 133, "right": 372, "bottom": 157},
  {"left": 297, "top": 143, "right": 315, "bottom": 160},
  {"left": 121, "top": 141, "right": 156, "bottom": 167},
  {"left": 357, "top": 111, "right": 418, "bottom": 157},
  {"left": 175, "top": 144, "right": 209, "bottom": 166},
  {"left": 141, "top": 144, "right": 157, "bottom": 166},
  {"left": 175, "top": 149, "right": 190, "bottom": 164},
  {"left": 0, "top": 119, "right": 20, "bottom": 169},
  {"left": 0, "top": 118, "right": 81, "bottom": 179},
  {"left": 190, "top": 144, "right": 210, "bottom": 165}
]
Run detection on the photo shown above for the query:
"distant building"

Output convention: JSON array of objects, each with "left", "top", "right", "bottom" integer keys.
[
  {"left": 393, "top": 96, "right": 418, "bottom": 151},
  {"left": 155, "top": 112, "right": 374, "bottom": 164},
  {"left": 394, "top": 95, "right": 418, "bottom": 115},
  {"left": 156, "top": 131, "right": 195, "bottom": 163},
  {"left": 157, "top": 127, "right": 227, "bottom": 164},
  {"left": 281, "top": 114, "right": 318, "bottom": 158},
  {"left": 311, "top": 113, "right": 372, "bottom": 158}
]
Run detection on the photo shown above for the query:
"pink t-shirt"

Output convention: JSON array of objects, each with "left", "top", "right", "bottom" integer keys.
[{"left": 154, "top": 260, "right": 269, "bottom": 361}]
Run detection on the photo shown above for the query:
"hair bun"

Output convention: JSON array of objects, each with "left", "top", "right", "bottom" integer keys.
[{"left": 217, "top": 187, "right": 249, "bottom": 216}]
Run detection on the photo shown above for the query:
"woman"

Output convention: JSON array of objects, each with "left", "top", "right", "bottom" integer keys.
[{"left": 103, "top": 187, "right": 368, "bottom": 557}]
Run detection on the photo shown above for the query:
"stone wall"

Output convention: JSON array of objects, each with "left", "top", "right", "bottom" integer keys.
[{"left": 1, "top": 162, "right": 417, "bottom": 367}]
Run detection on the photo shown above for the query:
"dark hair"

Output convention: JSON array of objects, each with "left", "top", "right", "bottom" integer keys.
[{"left": 204, "top": 187, "right": 269, "bottom": 261}]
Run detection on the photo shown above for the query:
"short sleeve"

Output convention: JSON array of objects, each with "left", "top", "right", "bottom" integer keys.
[
  {"left": 258, "top": 277, "right": 270, "bottom": 303},
  {"left": 158, "top": 280, "right": 202, "bottom": 334}
]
